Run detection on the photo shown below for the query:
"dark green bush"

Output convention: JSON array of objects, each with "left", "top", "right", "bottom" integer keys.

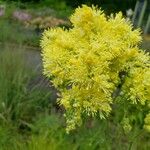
[{"left": 3, "top": 0, "right": 137, "bottom": 13}]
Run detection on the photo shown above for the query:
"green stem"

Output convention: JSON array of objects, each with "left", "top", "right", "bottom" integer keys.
[{"left": 128, "top": 130, "right": 143, "bottom": 150}]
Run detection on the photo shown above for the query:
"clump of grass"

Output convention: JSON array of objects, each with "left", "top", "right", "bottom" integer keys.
[
  {"left": 0, "top": 124, "right": 24, "bottom": 150},
  {"left": 0, "top": 45, "right": 51, "bottom": 130},
  {"left": 0, "top": 19, "right": 40, "bottom": 47},
  {"left": 0, "top": 46, "right": 29, "bottom": 123},
  {"left": 24, "top": 115, "right": 150, "bottom": 150}
]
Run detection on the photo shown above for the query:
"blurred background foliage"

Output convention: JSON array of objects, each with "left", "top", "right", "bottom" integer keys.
[
  {"left": 0, "top": 0, "right": 139, "bottom": 13},
  {"left": 1, "top": 0, "right": 149, "bottom": 17}
]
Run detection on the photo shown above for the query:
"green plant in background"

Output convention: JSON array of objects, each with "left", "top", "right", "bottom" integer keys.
[
  {"left": 0, "top": 47, "right": 30, "bottom": 123},
  {"left": 0, "top": 19, "right": 40, "bottom": 47},
  {"left": 41, "top": 5, "right": 150, "bottom": 133},
  {"left": 0, "top": 1, "right": 71, "bottom": 48},
  {"left": 0, "top": 45, "right": 51, "bottom": 131}
]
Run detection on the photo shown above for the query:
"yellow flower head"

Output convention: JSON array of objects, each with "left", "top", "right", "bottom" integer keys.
[{"left": 41, "top": 5, "right": 150, "bottom": 133}]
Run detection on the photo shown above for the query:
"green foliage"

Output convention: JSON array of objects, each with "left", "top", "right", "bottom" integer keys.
[
  {"left": 0, "top": 2, "right": 70, "bottom": 47},
  {"left": 0, "top": 45, "right": 51, "bottom": 129},
  {"left": 2, "top": 0, "right": 138, "bottom": 14},
  {"left": 0, "top": 113, "right": 150, "bottom": 150},
  {"left": 0, "top": 19, "right": 39, "bottom": 47},
  {"left": 64, "top": 0, "right": 137, "bottom": 12}
]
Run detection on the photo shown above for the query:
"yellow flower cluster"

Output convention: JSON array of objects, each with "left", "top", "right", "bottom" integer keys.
[
  {"left": 121, "top": 117, "right": 132, "bottom": 134},
  {"left": 41, "top": 5, "right": 150, "bottom": 133},
  {"left": 144, "top": 113, "right": 150, "bottom": 132}
]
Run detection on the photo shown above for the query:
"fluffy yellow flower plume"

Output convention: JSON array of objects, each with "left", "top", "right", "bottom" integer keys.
[{"left": 41, "top": 5, "right": 150, "bottom": 133}]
